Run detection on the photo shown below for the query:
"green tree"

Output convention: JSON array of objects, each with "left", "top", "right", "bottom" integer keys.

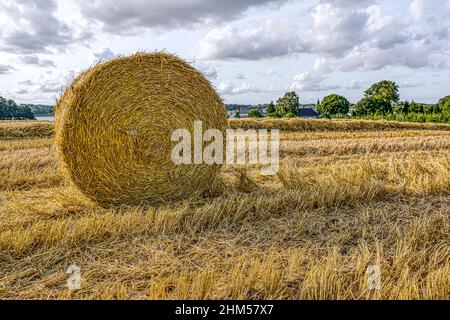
[
  {"left": 265, "top": 101, "right": 276, "bottom": 117},
  {"left": 248, "top": 108, "right": 262, "bottom": 118},
  {"left": 5, "top": 99, "right": 18, "bottom": 119},
  {"left": 284, "top": 112, "right": 296, "bottom": 118},
  {"left": 437, "top": 95, "right": 450, "bottom": 115},
  {"left": 354, "top": 97, "right": 378, "bottom": 115},
  {"left": 422, "top": 104, "right": 434, "bottom": 114},
  {"left": 393, "top": 101, "right": 410, "bottom": 114},
  {"left": 359, "top": 80, "right": 400, "bottom": 115},
  {"left": 0, "top": 96, "right": 6, "bottom": 119},
  {"left": 317, "top": 94, "right": 350, "bottom": 118},
  {"left": 409, "top": 100, "right": 423, "bottom": 113},
  {"left": 276, "top": 91, "right": 299, "bottom": 117},
  {"left": 0, "top": 96, "right": 35, "bottom": 120},
  {"left": 16, "top": 104, "right": 35, "bottom": 120}
]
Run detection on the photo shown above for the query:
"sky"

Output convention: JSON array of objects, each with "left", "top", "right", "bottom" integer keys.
[{"left": 0, "top": 0, "right": 449, "bottom": 105}]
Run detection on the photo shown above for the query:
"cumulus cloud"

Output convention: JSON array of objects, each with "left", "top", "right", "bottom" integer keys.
[
  {"left": 284, "top": 0, "right": 450, "bottom": 91},
  {"left": 335, "top": 39, "right": 439, "bottom": 71},
  {"left": 346, "top": 80, "right": 362, "bottom": 89},
  {"left": 192, "top": 60, "right": 221, "bottom": 80},
  {"left": 323, "top": 0, "right": 374, "bottom": 8},
  {"left": 20, "top": 55, "right": 56, "bottom": 67},
  {"left": 0, "top": 64, "right": 14, "bottom": 74},
  {"left": 434, "top": 25, "right": 449, "bottom": 40},
  {"left": 40, "top": 70, "right": 76, "bottom": 93},
  {"left": 217, "top": 80, "right": 279, "bottom": 95},
  {"left": 199, "top": 19, "right": 299, "bottom": 60},
  {"left": 217, "top": 81, "right": 253, "bottom": 95},
  {"left": 366, "top": 11, "right": 408, "bottom": 50},
  {"left": 18, "top": 80, "right": 34, "bottom": 86},
  {"left": 77, "top": 0, "right": 288, "bottom": 34},
  {"left": 16, "top": 70, "right": 76, "bottom": 98},
  {"left": 0, "top": 0, "right": 91, "bottom": 53},
  {"left": 91, "top": 48, "right": 121, "bottom": 63},
  {"left": 266, "top": 68, "right": 279, "bottom": 76},
  {"left": 15, "top": 89, "right": 29, "bottom": 95},
  {"left": 399, "top": 81, "right": 426, "bottom": 88},
  {"left": 306, "top": 2, "right": 370, "bottom": 56},
  {"left": 199, "top": 0, "right": 448, "bottom": 73},
  {"left": 409, "top": 0, "right": 426, "bottom": 22},
  {"left": 291, "top": 58, "right": 340, "bottom": 92}
]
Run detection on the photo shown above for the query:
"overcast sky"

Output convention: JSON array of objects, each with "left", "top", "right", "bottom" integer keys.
[{"left": 0, "top": 0, "right": 449, "bottom": 105}]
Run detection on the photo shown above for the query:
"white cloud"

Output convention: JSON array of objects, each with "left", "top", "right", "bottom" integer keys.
[
  {"left": 192, "top": 60, "right": 221, "bottom": 80},
  {"left": 400, "top": 81, "right": 426, "bottom": 88},
  {"left": 77, "top": 0, "right": 288, "bottom": 34},
  {"left": 291, "top": 58, "right": 340, "bottom": 92},
  {"left": 0, "top": 0, "right": 90, "bottom": 53},
  {"left": 366, "top": 11, "right": 408, "bottom": 49},
  {"left": 346, "top": 80, "right": 362, "bottom": 89},
  {"left": 217, "top": 81, "right": 252, "bottom": 95},
  {"left": 0, "top": 64, "right": 14, "bottom": 74},
  {"left": 266, "top": 68, "right": 279, "bottom": 76},
  {"left": 307, "top": 2, "right": 369, "bottom": 56},
  {"left": 198, "top": 19, "right": 299, "bottom": 60},
  {"left": 15, "top": 70, "right": 76, "bottom": 99},
  {"left": 217, "top": 80, "right": 279, "bottom": 95},
  {"left": 91, "top": 48, "right": 121, "bottom": 63},
  {"left": 409, "top": 0, "right": 426, "bottom": 22},
  {"left": 20, "top": 55, "right": 56, "bottom": 67}
]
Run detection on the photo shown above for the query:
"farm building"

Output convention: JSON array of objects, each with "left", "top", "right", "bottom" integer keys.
[{"left": 298, "top": 108, "right": 318, "bottom": 118}]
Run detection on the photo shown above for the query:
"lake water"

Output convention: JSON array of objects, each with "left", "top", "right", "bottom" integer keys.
[{"left": 36, "top": 116, "right": 54, "bottom": 121}]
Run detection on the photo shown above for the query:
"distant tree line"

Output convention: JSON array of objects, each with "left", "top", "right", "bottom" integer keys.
[
  {"left": 242, "top": 80, "right": 449, "bottom": 123},
  {"left": 0, "top": 96, "right": 35, "bottom": 120},
  {"left": 350, "top": 81, "right": 450, "bottom": 123},
  {"left": 28, "top": 104, "right": 54, "bottom": 116}
]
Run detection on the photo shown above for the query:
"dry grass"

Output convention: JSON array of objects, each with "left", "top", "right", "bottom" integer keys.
[
  {"left": 0, "top": 119, "right": 449, "bottom": 300},
  {"left": 230, "top": 118, "right": 450, "bottom": 132},
  {"left": 0, "top": 121, "right": 53, "bottom": 139}
]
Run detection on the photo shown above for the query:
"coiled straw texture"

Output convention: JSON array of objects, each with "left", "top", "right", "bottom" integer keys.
[{"left": 55, "top": 52, "right": 227, "bottom": 206}]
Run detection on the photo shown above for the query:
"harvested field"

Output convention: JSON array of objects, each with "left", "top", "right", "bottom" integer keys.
[{"left": 0, "top": 119, "right": 449, "bottom": 299}]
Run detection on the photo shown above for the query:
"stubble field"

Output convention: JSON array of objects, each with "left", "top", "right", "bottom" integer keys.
[{"left": 0, "top": 119, "right": 449, "bottom": 299}]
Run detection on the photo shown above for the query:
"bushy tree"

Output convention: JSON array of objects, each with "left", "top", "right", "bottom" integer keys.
[
  {"left": 357, "top": 80, "right": 399, "bottom": 115},
  {"left": 284, "top": 112, "right": 296, "bottom": 118},
  {"left": 422, "top": 104, "right": 435, "bottom": 114},
  {"left": 354, "top": 97, "right": 379, "bottom": 115},
  {"left": 0, "top": 96, "right": 35, "bottom": 120},
  {"left": 276, "top": 92, "right": 299, "bottom": 117},
  {"left": 0, "top": 96, "right": 6, "bottom": 119},
  {"left": 394, "top": 101, "right": 410, "bottom": 114},
  {"left": 248, "top": 108, "right": 262, "bottom": 118},
  {"left": 437, "top": 95, "right": 450, "bottom": 115},
  {"left": 16, "top": 104, "right": 35, "bottom": 120},
  {"left": 317, "top": 94, "right": 350, "bottom": 118},
  {"left": 408, "top": 100, "right": 423, "bottom": 113},
  {"left": 265, "top": 101, "right": 276, "bottom": 117},
  {"left": 4, "top": 99, "right": 18, "bottom": 119}
]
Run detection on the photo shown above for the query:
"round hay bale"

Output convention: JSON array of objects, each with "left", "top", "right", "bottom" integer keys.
[{"left": 55, "top": 52, "right": 227, "bottom": 206}]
